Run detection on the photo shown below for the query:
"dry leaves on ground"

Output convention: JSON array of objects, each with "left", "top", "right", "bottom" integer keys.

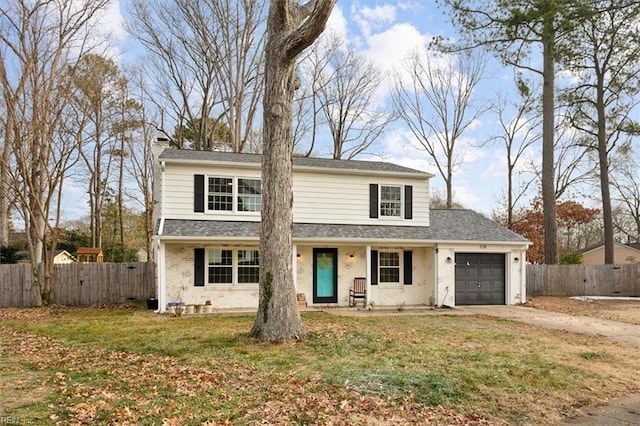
[{"left": 0, "top": 323, "right": 496, "bottom": 425}]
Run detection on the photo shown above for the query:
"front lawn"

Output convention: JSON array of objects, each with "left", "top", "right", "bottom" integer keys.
[{"left": 1, "top": 306, "right": 639, "bottom": 425}]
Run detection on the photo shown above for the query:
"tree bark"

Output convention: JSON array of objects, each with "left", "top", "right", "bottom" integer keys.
[
  {"left": 597, "top": 76, "right": 614, "bottom": 264},
  {"left": 542, "top": 15, "right": 558, "bottom": 265},
  {"left": 250, "top": 0, "right": 336, "bottom": 341}
]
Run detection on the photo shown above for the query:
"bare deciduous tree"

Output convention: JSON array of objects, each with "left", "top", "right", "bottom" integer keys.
[
  {"left": 489, "top": 75, "right": 540, "bottom": 228},
  {"left": 127, "top": 0, "right": 266, "bottom": 152},
  {"left": 391, "top": 48, "right": 489, "bottom": 208},
  {"left": 126, "top": 70, "right": 156, "bottom": 262},
  {"left": 297, "top": 33, "right": 393, "bottom": 159},
  {"left": 0, "top": 0, "right": 109, "bottom": 304},
  {"left": 250, "top": 0, "right": 336, "bottom": 342},
  {"left": 611, "top": 148, "right": 640, "bottom": 242}
]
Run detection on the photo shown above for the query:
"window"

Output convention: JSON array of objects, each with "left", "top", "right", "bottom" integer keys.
[
  {"left": 208, "top": 177, "right": 233, "bottom": 211},
  {"left": 208, "top": 249, "right": 232, "bottom": 284},
  {"left": 237, "top": 179, "right": 261, "bottom": 212},
  {"left": 204, "top": 176, "right": 261, "bottom": 213},
  {"left": 200, "top": 248, "right": 260, "bottom": 286},
  {"left": 379, "top": 251, "right": 401, "bottom": 284},
  {"left": 237, "top": 250, "right": 260, "bottom": 284},
  {"left": 380, "top": 185, "right": 401, "bottom": 217}
]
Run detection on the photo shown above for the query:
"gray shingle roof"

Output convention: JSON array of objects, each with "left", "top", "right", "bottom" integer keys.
[
  {"left": 158, "top": 209, "right": 529, "bottom": 244},
  {"left": 159, "top": 148, "right": 431, "bottom": 176}
]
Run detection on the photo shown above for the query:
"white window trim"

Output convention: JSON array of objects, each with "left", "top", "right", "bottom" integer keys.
[
  {"left": 378, "top": 249, "right": 403, "bottom": 286},
  {"left": 207, "top": 176, "right": 234, "bottom": 213},
  {"left": 237, "top": 178, "right": 262, "bottom": 214},
  {"left": 379, "top": 184, "right": 403, "bottom": 219},
  {"left": 206, "top": 176, "right": 262, "bottom": 215},
  {"left": 206, "top": 247, "right": 260, "bottom": 287}
]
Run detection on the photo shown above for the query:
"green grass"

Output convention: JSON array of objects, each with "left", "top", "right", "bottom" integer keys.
[{"left": 1, "top": 307, "right": 639, "bottom": 425}]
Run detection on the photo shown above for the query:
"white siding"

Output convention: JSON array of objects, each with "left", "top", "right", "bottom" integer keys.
[
  {"left": 162, "top": 164, "right": 263, "bottom": 221},
  {"left": 293, "top": 171, "right": 429, "bottom": 226},
  {"left": 160, "top": 162, "right": 430, "bottom": 226}
]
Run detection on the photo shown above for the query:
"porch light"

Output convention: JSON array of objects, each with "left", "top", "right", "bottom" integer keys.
[
  {"left": 297, "top": 254, "right": 301, "bottom": 259},
  {"left": 349, "top": 254, "right": 354, "bottom": 259},
  {"left": 514, "top": 257, "right": 519, "bottom": 262},
  {"left": 446, "top": 256, "right": 452, "bottom": 263}
]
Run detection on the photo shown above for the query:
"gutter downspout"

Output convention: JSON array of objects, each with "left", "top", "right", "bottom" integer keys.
[
  {"left": 434, "top": 246, "right": 439, "bottom": 307},
  {"left": 520, "top": 249, "right": 526, "bottom": 304}
]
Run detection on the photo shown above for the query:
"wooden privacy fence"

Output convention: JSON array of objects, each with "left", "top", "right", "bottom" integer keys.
[
  {"left": 527, "top": 264, "right": 640, "bottom": 297},
  {"left": 0, "top": 262, "right": 156, "bottom": 308}
]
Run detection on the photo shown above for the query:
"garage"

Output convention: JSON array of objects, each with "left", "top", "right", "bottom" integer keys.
[{"left": 455, "top": 253, "right": 505, "bottom": 305}]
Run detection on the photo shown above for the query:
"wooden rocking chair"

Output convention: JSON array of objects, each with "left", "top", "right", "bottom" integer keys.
[{"left": 349, "top": 277, "right": 366, "bottom": 307}]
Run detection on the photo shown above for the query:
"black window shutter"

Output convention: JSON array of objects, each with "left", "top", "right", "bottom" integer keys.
[
  {"left": 369, "top": 184, "right": 379, "bottom": 218},
  {"left": 403, "top": 250, "right": 413, "bottom": 285},
  {"left": 371, "top": 250, "right": 378, "bottom": 285},
  {"left": 404, "top": 185, "right": 413, "bottom": 220},
  {"left": 194, "top": 174, "right": 205, "bottom": 213},
  {"left": 194, "top": 248, "right": 205, "bottom": 286}
]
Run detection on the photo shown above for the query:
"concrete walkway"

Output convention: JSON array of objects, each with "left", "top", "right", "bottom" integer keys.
[{"left": 458, "top": 305, "right": 640, "bottom": 425}]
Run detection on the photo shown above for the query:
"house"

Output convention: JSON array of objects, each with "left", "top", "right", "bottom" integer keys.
[
  {"left": 76, "top": 247, "right": 104, "bottom": 263},
  {"left": 53, "top": 249, "right": 75, "bottom": 264},
  {"left": 581, "top": 243, "right": 640, "bottom": 265},
  {"left": 153, "top": 145, "right": 530, "bottom": 312}
]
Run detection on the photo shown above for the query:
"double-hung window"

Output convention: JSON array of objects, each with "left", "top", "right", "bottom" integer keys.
[
  {"left": 204, "top": 176, "right": 261, "bottom": 213},
  {"left": 208, "top": 177, "right": 233, "bottom": 211},
  {"left": 379, "top": 251, "right": 401, "bottom": 284},
  {"left": 237, "top": 179, "right": 261, "bottom": 212},
  {"left": 237, "top": 250, "right": 260, "bottom": 284},
  {"left": 208, "top": 249, "right": 233, "bottom": 284},
  {"left": 202, "top": 248, "right": 259, "bottom": 285},
  {"left": 380, "top": 185, "right": 402, "bottom": 217}
]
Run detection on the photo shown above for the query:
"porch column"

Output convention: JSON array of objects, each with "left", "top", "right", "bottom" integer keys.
[
  {"left": 292, "top": 244, "right": 298, "bottom": 290},
  {"left": 365, "top": 245, "right": 372, "bottom": 307}
]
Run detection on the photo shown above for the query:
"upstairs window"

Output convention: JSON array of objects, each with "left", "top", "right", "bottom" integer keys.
[
  {"left": 369, "top": 184, "right": 413, "bottom": 220},
  {"left": 380, "top": 185, "right": 402, "bottom": 217},
  {"left": 237, "top": 179, "right": 261, "bottom": 212},
  {"left": 199, "top": 175, "right": 261, "bottom": 213},
  {"left": 208, "top": 177, "right": 233, "bottom": 211}
]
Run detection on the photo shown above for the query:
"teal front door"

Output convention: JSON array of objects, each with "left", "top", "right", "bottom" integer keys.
[{"left": 313, "top": 248, "right": 338, "bottom": 303}]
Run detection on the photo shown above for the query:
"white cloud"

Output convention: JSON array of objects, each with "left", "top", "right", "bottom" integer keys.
[
  {"left": 453, "top": 184, "right": 484, "bottom": 211},
  {"left": 352, "top": 3, "right": 397, "bottom": 37},
  {"left": 326, "top": 5, "right": 348, "bottom": 40},
  {"left": 96, "top": 0, "right": 126, "bottom": 41},
  {"left": 363, "top": 23, "right": 430, "bottom": 73}
]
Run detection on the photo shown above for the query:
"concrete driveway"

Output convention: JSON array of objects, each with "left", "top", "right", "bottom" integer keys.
[
  {"left": 458, "top": 305, "right": 640, "bottom": 425},
  {"left": 457, "top": 305, "right": 640, "bottom": 347}
]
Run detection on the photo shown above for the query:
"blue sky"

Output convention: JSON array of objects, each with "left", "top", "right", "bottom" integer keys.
[
  {"left": 318, "top": 1, "right": 534, "bottom": 215},
  {"left": 57, "top": 0, "right": 536, "bottom": 221}
]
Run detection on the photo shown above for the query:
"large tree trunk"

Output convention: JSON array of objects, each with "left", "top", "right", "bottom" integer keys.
[
  {"left": 596, "top": 76, "right": 614, "bottom": 264},
  {"left": 0, "top": 127, "right": 12, "bottom": 246},
  {"left": 250, "top": 0, "right": 336, "bottom": 341},
  {"left": 541, "top": 16, "right": 558, "bottom": 265}
]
